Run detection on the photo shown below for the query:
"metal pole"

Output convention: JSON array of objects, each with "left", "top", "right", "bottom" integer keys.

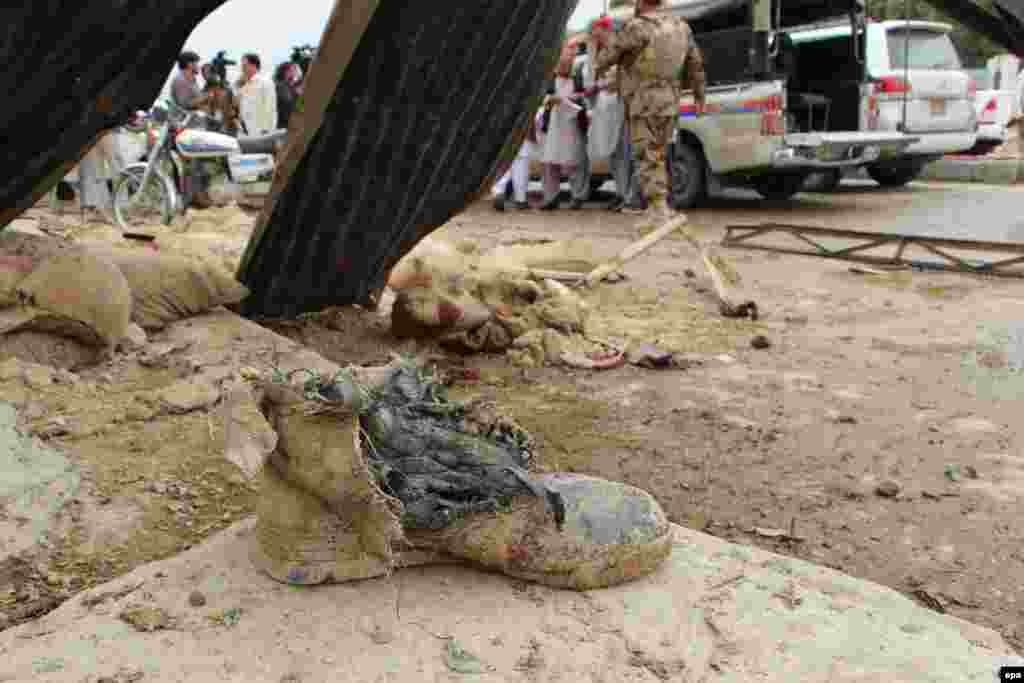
[{"left": 901, "top": 0, "right": 910, "bottom": 132}]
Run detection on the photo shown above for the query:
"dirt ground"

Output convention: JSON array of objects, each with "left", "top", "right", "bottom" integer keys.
[
  {"left": 5, "top": 185, "right": 1024, "bottom": 654},
  {"left": 269, "top": 188, "right": 1024, "bottom": 654}
]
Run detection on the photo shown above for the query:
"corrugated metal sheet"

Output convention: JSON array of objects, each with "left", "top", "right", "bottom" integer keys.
[
  {"left": 0, "top": 1, "right": 223, "bottom": 227},
  {"left": 236, "top": 0, "right": 576, "bottom": 319}
]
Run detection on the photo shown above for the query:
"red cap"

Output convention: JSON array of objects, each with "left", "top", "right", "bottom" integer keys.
[{"left": 591, "top": 15, "right": 613, "bottom": 32}]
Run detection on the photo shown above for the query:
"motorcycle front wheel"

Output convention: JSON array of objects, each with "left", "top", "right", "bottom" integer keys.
[{"left": 112, "top": 166, "right": 175, "bottom": 231}]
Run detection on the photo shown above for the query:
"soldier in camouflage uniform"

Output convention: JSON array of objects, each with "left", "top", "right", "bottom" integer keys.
[{"left": 592, "top": 0, "right": 706, "bottom": 215}]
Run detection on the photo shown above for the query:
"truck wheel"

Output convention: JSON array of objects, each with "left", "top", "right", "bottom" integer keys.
[
  {"left": 866, "top": 160, "right": 924, "bottom": 188},
  {"left": 802, "top": 169, "right": 842, "bottom": 193},
  {"left": 668, "top": 141, "right": 706, "bottom": 209},
  {"left": 753, "top": 173, "right": 806, "bottom": 201}
]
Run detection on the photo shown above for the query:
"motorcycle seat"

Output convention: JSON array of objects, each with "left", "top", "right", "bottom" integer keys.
[{"left": 238, "top": 129, "right": 287, "bottom": 155}]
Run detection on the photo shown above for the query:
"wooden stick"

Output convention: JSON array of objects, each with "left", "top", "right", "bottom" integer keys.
[
  {"left": 583, "top": 214, "right": 688, "bottom": 287},
  {"left": 671, "top": 219, "right": 758, "bottom": 320},
  {"left": 700, "top": 245, "right": 758, "bottom": 320}
]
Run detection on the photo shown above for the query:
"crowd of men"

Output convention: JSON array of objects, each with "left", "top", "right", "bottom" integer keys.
[
  {"left": 74, "top": 49, "right": 306, "bottom": 221},
  {"left": 169, "top": 49, "right": 304, "bottom": 208},
  {"left": 493, "top": 0, "right": 705, "bottom": 221},
  {"left": 75, "top": 0, "right": 705, "bottom": 227}
]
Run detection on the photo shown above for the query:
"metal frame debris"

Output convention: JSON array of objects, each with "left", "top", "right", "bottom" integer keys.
[{"left": 722, "top": 223, "right": 1024, "bottom": 278}]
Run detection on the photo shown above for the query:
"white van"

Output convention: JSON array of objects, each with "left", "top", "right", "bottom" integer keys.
[{"left": 792, "top": 19, "right": 976, "bottom": 188}]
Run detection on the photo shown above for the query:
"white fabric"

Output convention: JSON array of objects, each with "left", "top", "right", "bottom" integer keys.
[
  {"left": 579, "top": 54, "right": 596, "bottom": 91},
  {"left": 536, "top": 77, "right": 582, "bottom": 166},
  {"left": 493, "top": 143, "right": 530, "bottom": 202},
  {"left": 587, "top": 91, "right": 625, "bottom": 161},
  {"left": 237, "top": 74, "right": 278, "bottom": 135}
]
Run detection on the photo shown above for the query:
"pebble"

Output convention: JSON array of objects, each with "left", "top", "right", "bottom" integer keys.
[
  {"left": 826, "top": 409, "right": 858, "bottom": 424},
  {"left": 750, "top": 335, "right": 772, "bottom": 350},
  {"left": 875, "top": 480, "right": 901, "bottom": 498},
  {"left": 369, "top": 624, "right": 395, "bottom": 644},
  {"left": 188, "top": 590, "right": 207, "bottom": 607}
]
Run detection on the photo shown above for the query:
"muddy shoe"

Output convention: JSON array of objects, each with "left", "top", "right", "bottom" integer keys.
[{"left": 405, "top": 473, "right": 672, "bottom": 590}]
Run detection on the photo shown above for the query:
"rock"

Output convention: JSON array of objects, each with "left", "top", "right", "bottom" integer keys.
[
  {"left": 0, "top": 358, "right": 23, "bottom": 382},
  {"left": 540, "top": 328, "right": 567, "bottom": 363},
  {"left": 155, "top": 378, "right": 221, "bottom": 414},
  {"left": 0, "top": 519, "right": 1010, "bottom": 682},
  {"left": 368, "top": 624, "right": 394, "bottom": 644},
  {"left": 118, "top": 605, "right": 171, "bottom": 632},
  {"left": 118, "top": 323, "right": 148, "bottom": 351},
  {"left": 826, "top": 409, "right": 858, "bottom": 424},
  {"left": 188, "top": 590, "right": 206, "bottom": 607},
  {"left": 750, "top": 334, "right": 772, "bottom": 350},
  {"left": 784, "top": 314, "right": 809, "bottom": 324},
  {"left": 683, "top": 267, "right": 696, "bottom": 278},
  {"left": 951, "top": 417, "right": 999, "bottom": 435},
  {"left": 22, "top": 363, "right": 55, "bottom": 388},
  {"left": 876, "top": 480, "right": 902, "bottom": 498}
]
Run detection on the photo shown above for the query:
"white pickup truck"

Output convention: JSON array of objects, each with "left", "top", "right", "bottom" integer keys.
[
  {"left": 591, "top": 0, "right": 918, "bottom": 207},
  {"left": 669, "top": 79, "right": 914, "bottom": 205}
]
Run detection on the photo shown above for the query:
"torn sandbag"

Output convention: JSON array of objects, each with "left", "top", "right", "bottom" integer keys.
[
  {"left": 253, "top": 359, "right": 673, "bottom": 590},
  {"left": 236, "top": 0, "right": 577, "bottom": 318},
  {"left": 0, "top": 1, "right": 226, "bottom": 228}
]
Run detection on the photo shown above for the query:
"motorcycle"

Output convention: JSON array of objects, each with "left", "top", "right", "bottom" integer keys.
[{"left": 112, "top": 100, "right": 285, "bottom": 230}]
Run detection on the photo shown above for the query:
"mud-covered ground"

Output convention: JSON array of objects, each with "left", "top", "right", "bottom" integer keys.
[
  {"left": 274, "top": 180, "right": 1024, "bottom": 652},
  {"left": 5, "top": 179, "right": 1024, "bottom": 653}
]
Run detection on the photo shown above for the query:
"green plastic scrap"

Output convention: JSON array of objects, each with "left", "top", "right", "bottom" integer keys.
[{"left": 444, "top": 639, "right": 488, "bottom": 674}]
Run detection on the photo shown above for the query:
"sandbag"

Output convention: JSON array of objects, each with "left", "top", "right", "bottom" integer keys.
[
  {"left": 0, "top": 232, "right": 74, "bottom": 307},
  {"left": 0, "top": 329, "right": 103, "bottom": 370},
  {"left": 387, "top": 237, "right": 477, "bottom": 292},
  {"left": 15, "top": 250, "right": 132, "bottom": 348},
  {"left": 390, "top": 288, "right": 493, "bottom": 340},
  {"left": 85, "top": 247, "right": 249, "bottom": 330}
]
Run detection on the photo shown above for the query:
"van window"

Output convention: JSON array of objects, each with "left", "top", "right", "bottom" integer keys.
[{"left": 886, "top": 28, "right": 962, "bottom": 70}]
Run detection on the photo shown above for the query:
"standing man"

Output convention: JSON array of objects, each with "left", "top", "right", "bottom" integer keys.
[
  {"left": 170, "top": 50, "right": 215, "bottom": 209},
  {"left": 237, "top": 53, "right": 278, "bottom": 135},
  {"left": 567, "top": 37, "right": 593, "bottom": 209},
  {"left": 592, "top": 0, "right": 706, "bottom": 216}
]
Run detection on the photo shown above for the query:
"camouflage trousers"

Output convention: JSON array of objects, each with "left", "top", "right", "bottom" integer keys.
[{"left": 628, "top": 113, "right": 675, "bottom": 207}]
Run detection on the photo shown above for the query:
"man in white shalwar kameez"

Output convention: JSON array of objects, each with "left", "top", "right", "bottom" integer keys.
[{"left": 534, "top": 45, "right": 587, "bottom": 210}]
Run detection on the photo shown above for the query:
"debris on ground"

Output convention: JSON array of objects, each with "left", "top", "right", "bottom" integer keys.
[
  {"left": 750, "top": 334, "right": 772, "bottom": 350},
  {"left": 444, "top": 639, "right": 490, "bottom": 674},
  {"left": 118, "top": 605, "right": 172, "bottom": 632},
  {"left": 944, "top": 464, "right": 980, "bottom": 482},
  {"left": 875, "top": 480, "right": 902, "bottom": 498},
  {"left": 386, "top": 231, "right": 760, "bottom": 368}
]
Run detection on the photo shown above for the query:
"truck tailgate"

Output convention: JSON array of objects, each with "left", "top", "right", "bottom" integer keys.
[{"left": 784, "top": 131, "right": 917, "bottom": 160}]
